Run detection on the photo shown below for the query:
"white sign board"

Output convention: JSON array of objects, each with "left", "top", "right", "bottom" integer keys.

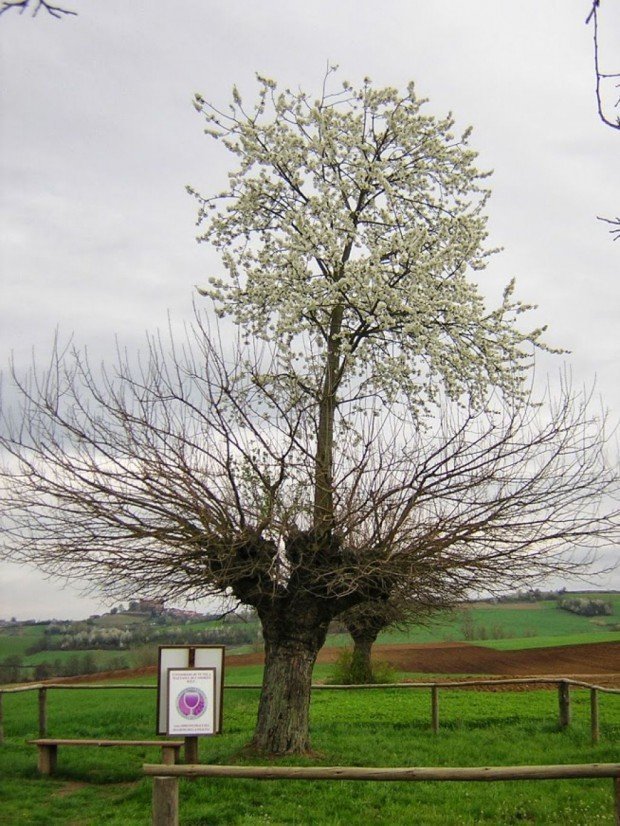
[
  {"left": 167, "top": 668, "right": 216, "bottom": 736},
  {"left": 157, "top": 645, "right": 225, "bottom": 735}
]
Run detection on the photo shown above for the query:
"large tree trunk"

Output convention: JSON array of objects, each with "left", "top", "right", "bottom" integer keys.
[
  {"left": 250, "top": 598, "right": 333, "bottom": 755},
  {"left": 251, "top": 637, "right": 320, "bottom": 754}
]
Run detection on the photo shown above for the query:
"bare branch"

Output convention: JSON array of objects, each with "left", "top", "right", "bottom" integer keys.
[
  {"left": 597, "top": 215, "right": 620, "bottom": 240},
  {"left": 587, "top": 1, "right": 620, "bottom": 130},
  {"left": 0, "top": 0, "right": 76, "bottom": 19},
  {"left": 2, "top": 320, "right": 617, "bottom": 610}
]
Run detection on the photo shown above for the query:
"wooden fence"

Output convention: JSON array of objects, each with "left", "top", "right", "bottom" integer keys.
[
  {"left": 143, "top": 761, "right": 620, "bottom": 826},
  {"left": 0, "top": 677, "right": 618, "bottom": 744}
]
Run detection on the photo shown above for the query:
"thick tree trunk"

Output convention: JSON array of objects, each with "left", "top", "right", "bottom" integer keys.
[
  {"left": 251, "top": 638, "right": 319, "bottom": 754},
  {"left": 251, "top": 600, "right": 333, "bottom": 755}
]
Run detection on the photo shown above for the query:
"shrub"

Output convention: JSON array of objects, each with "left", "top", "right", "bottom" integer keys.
[
  {"left": 326, "top": 648, "right": 396, "bottom": 685},
  {"left": 34, "top": 662, "right": 53, "bottom": 681},
  {"left": 0, "top": 655, "right": 24, "bottom": 683},
  {"left": 557, "top": 598, "right": 612, "bottom": 617}
]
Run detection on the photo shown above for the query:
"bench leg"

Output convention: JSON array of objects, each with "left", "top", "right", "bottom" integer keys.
[
  {"left": 161, "top": 746, "right": 180, "bottom": 766},
  {"left": 37, "top": 744, "right": 57, "bottom": 775}
]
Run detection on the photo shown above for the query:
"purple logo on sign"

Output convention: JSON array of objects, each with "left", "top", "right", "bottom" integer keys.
[{"left": 177, "top": 686, "right": 207, "bottom": 718}]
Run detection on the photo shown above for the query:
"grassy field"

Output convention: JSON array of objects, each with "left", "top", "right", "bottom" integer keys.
[
  {"left": 1, "top": 664, "right": 619, "bottom": 824},
  {"left": 331, "top": 595, "right": 620, "bottom": 650},
  {"left": 476, "top": 631, "right": 620, "bottom": 651},
  {"left": 3, "top": 597, "right": 617, "bottom": 822},
  {"left": 0, "top": 624, "right": 48, "bottom": 660}
]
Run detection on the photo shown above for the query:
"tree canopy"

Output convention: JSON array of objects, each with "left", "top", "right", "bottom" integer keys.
[{"left": 191, "top": 70, "right": 549, "bottom": 411}]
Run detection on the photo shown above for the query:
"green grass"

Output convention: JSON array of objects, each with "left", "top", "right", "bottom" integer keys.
[
  {"left": 225, "top": 664, "right": 264, "bottom": 685},
  {"left": 324, "top": 597, "right": 620, "bottom": 650},
  {"left": 479, "top": 631, "right": 620, "bottom": 650},
  {"left": 225, "top": 663, "right": 350, "bottom": 686},
  {"left": 0, "top": 624, "right": 47, "bottom": 659},
  {"left": 90, "top": 614, "right": 149, "bottom": 629},
  {"left": 1, "top": 665, "right": 619, "bottom": 824},
  {"left": 23, "top": 648, "right": 132, "bottom": 666}
]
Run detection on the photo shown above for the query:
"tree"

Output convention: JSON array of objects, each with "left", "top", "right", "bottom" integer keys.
[
  {"left": 341, "top": 601, "right": 430, "bottom": 685},
  {"left": 34, "top": 661, "right": 52, "bottom": 681},
  {"left": 1, "top": 73, "right": 619, "bottom": 754},
  {"left": 586, "top": 1, "right": 620, "bottom": 239},
  {"left": 0, "top": 1, "right": 76, "bottom": 19},
  {"left": 1, "top": 654, "right": 25, "bottom": 683},
  {"left": 586, "top": 1, "right": 620, "bottom": 131},
  {"left": 1, "top": 325, "right": 617, "bottom": 750},
  {"left": 340, "top": 567, "right": 468, "bottom": 683}
]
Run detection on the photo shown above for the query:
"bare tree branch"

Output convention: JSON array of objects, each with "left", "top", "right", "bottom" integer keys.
[
  {"left": 1, "top": 320, "right": 617, "bottom": 602},
  {"left": 1, "top": 314, "right": 618, "bottom": 750},
  {"left": 587, "top": 1, "right": 620, "bottom": 129},
  {"left": 597, "top": 215, "right": 620, "bottom": 240},
  {"left": 0, "top": 0, "right": 76, "bottom": 19},
  {"left": 586, "top": 3, "right": 619, "bottom": 240}
]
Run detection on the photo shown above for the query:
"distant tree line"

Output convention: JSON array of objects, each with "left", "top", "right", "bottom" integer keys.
[
  {"left": 25, "top": 620, "right": 259, "bottom": 654},
  {"left": 557, "top": 597, "right": 613, "bottom": 617},
  {"left": 0, "top": 652, "right": 130, "bottom": 683},
  {"left": 494, "top": 588, "right": 567, "bottom": 603}
]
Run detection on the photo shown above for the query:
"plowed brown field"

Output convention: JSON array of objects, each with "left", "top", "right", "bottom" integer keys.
[
  {"left": 227, "top": 640, "right": 620, "bottom": 687},
  {"left": 54, "top": 640, "right": 620, "bottom": 688}
]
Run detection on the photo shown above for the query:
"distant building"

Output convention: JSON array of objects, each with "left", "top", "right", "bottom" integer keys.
[{"left": 128, "top": 598, "right": 166, "bottom": 615}]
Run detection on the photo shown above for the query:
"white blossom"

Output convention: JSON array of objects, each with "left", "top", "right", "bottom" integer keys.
[{"left": 190, "top": 70, "right": 551, "bottom": 412}]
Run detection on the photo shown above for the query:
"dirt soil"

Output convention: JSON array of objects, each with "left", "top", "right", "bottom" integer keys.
[
  {"left": 52, "top": 640, "right": 620, "bottom": 689},
  {"left": 229, "top": 640, "right": 620, "bottom": 688}
]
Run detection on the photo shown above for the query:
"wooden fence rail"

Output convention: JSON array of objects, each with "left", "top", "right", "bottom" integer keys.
[
  {"left": 143, "top": 762, "right": 620, "bottom": 826},
  {"left": 0, "top": 677, "right": 618, "bottom": 744}
]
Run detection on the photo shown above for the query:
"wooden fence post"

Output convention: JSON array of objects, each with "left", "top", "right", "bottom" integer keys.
[
  {"left": 558, "top": 681, "right": 571, "bottom": 729},
  {"left": 38, "top": 687, "right": 47, "bottom": 737},
  {"left": 0, "top": 691, "right": 4, "bottom": 744},
  {"left": 152, "top": 776, "right": 179, "bottom": 826},
  {"left": 591, "top": 688, "right": 600, "bottom": 745},
  {"left": 184, "top": 736, "right": 198, "bottom": 764},
  {"left": 431, "top": 686, "right": 439, "bottom": 734}
]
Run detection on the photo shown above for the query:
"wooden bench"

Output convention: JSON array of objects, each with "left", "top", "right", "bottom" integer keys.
[{"left": 29, "top": 738, "right": 184, "bottom": 776}]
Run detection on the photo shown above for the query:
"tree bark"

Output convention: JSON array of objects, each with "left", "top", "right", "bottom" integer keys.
[
  {"left": 250, "top": 599, "right": 334, "bottom": 755},
  {"left": 313, "top": 303, "right": 344, "bottom": 534}
]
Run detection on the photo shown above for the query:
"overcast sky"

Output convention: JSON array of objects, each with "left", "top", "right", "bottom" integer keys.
[{"left": 0, "top": 1, "right": 618, "bottom": 620}]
